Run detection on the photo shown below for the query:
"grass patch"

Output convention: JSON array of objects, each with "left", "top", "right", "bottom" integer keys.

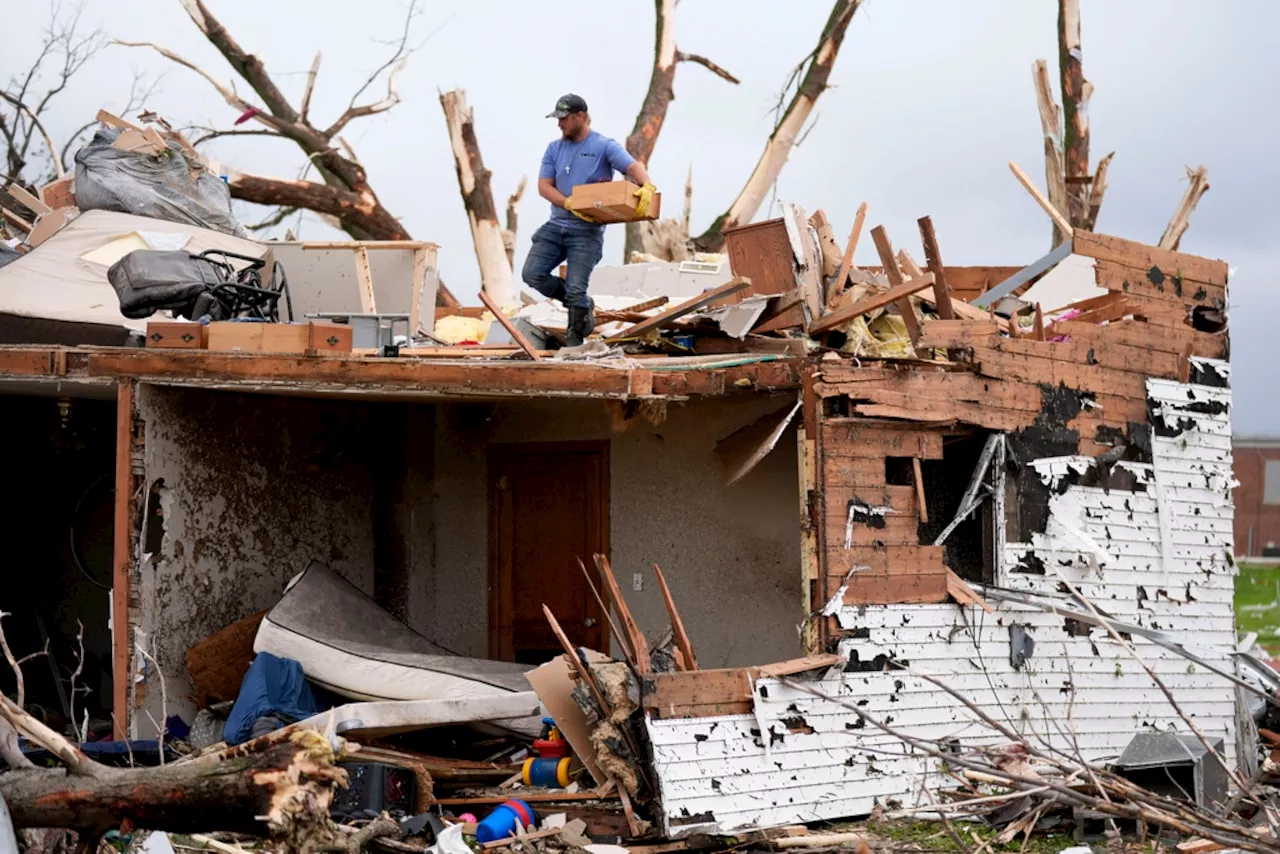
[
  {"left": 863, "top": 819, "right": 1069, "bottom": 854},
  {"left": 1236, "top": 562, "right": 1280, "bottom": 655}
]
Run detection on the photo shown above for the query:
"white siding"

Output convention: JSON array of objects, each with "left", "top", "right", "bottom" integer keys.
[{"left": 648, "top": 363, "right": 1239, "bottom": 835}]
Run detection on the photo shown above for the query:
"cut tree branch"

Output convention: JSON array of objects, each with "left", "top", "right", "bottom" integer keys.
[
  {"left": 692, "top": 0, "right": 860, "bottom": 252},
  {"left": 1158, "top": 165, "right": 1209, "bottom": 251}
]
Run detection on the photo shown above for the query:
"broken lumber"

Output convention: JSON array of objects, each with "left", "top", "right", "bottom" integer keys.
[
  {"left": 478, "top": 290, "right": 543, "bottom": 361},
  {"left": 946, "top": 569, "right": 994, "bottom": 614},
  {"left": 868, "top": 226, "right": 921, "bottom": 343},
  {"left": 593, "top": 554, "right": 651, "bottom": 673},
  {"left": 808, "top": 272, "right": 935, "bottom": 335},
  {"left": 1009, "top": 160, "right": 1073, "bottom": 240},
  {"left": 652, "top": 564, "right": 697, "bottom": 670},
  {"left": 605, "top": 277, "right": 750, "bottom": 341}
]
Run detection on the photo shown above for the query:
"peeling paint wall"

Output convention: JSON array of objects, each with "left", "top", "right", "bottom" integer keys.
[
  {"left": 648, "top": 364, "right": 1239, "bottom": 835},
  {"left": 135, "top": 386, "right": 379, "bottom": 732}
]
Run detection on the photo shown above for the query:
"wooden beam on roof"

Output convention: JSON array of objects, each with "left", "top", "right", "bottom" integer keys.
[
  {"left": 605, "top": 276, "right": 750, "bottom": 342},
  {"left": 478, "top": 290, "right": 542, "bottom": 361},
  {"left": 808, "top": 272, "right": 935, "bottom": 336}
]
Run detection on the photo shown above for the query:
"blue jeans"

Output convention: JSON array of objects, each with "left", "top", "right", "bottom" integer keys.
[{"left": 521, "top": 221, "right": 604, "bottom": 309}]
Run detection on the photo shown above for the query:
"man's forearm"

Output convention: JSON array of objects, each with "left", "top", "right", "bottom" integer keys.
[
  {"left": 626, "top": 162, "right": 652, "bottom": 186},
  {"left": 538, "top": 178, "right": 568, "bottom": 207}
]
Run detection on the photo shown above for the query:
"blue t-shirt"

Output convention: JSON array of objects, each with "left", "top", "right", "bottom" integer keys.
[{"left": 539, "top": 130, "right": 636, "bottom": 229}]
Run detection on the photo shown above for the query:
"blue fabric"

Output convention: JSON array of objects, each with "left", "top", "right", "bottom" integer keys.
[
  {"left": 539, "top": 130, "right": 635, "bottom": 231},
  {"left": 223, "top": 652, "right": 327, "bottom": 745},
  {"left": 521, "top": 221, "right": 604, "bottom": 309}
]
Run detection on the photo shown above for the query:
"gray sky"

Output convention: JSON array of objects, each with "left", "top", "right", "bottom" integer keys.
[{"left": 8, "top": 0, "right": 1277, "bottom": 432}]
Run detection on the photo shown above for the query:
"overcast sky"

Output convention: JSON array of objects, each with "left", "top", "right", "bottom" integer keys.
[{"left": 8, "top": 0, "right": 1277, "bottom": 433}]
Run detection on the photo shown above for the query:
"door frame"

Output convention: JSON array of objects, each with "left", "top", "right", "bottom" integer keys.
[{"left": 487, "top": 440, "right": 610, "bottom": 661}]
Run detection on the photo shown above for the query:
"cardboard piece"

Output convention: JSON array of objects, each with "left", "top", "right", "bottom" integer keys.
[
  {"left": 566, "top": 181, "right": 661, "bottom": 224},
  {"left": 26, "top": 208, "right": 78, "bottom": 248},
  {"left": 525, "top": 650, "right": 611, "bottom": 787}
]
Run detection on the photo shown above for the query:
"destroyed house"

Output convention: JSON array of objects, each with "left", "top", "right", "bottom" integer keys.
[{"left": 0, "top": 218, "right": 1248, "bottom": 836}]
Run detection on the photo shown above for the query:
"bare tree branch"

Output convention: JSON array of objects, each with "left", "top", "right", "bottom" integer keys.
[
  {"left": 244, "top": 205, "right": 297, "bottom": 232},
  {"left": 190, "top": 127, "right": 284, "bottom": 147},
  {"left": 503, "top": 175, "right": 526, "bottom": 268},
  {"left": 227, "top": 171, "right": 407, "bottom": 239},
  {"left": 692, "top": 0, "right": 861, "bottom": 252},
  {"left": 675, "top": 51, "right": 739, "bottom": 84},
  {"left": 1158, "top": 164, "right": 1209, "bottom": 251},
  {"left": 0, "top": 93, "right": 62, "bottom": 179},
  {"left": 322, "top": 59, "right": 405, "bottom": 139},
  {"left": 342, "top": 0, "right": 421, "bottom": 115},
  {"left": 299, "top": 51, "right": 321, "bottom": 123}
]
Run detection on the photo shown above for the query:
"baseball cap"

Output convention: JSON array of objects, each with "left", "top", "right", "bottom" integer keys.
[{"left": 547, "top": 94, "right": 588, "bottom": 118}]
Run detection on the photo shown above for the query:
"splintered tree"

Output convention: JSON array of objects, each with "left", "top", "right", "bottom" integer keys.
[
  {"left": 622, "top": 0, "right": 739, "bottom": 261},
  {"left": 1032, "top": 0, "right": 1208, "bottom": 249},
  {"left": 440, "top": 89, "right": 518, "bottom": 309},
  {"left": 117, "top": 0, "right": 464, "bottom": 305},
  {"left": 691, "top": 0, "right": 861, "bottom": 254}
]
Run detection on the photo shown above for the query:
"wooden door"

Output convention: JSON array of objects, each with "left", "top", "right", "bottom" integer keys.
[{"left": 489, "top": 441, "right": 609, "bottom": 663}]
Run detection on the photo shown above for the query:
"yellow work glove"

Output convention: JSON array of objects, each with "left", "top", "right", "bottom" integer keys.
[
  {"left": 562, "top": 197, "right": 595, "bottom": 223},
  {"left": 633, "top": 182, "right": 656, "bottom": 217}
]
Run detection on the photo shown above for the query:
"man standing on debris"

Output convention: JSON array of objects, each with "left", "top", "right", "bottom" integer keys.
[{"left": 523, "top": 93, "right": 656, "bottom": 346}]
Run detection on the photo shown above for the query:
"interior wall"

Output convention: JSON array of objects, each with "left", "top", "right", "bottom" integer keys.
[
  {"left": 135, "top": 386, "right": 805, "bottom": 732},
  {"left": 428, "top": 394, "right": 804, "bottom": 668},
  {"left": 0, "top": 394, "right": 116, "bottom": 732},
  {"left": 136, "top": 385, "right": 379, "bottom": 729}
]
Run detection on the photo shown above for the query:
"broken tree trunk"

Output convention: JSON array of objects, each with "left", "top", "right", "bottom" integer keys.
[
  {"left": 692, "top": 0, "right": 860, "bottom": 253},
  {"left": 1032, "top": 59, "right": 1069, "bottom": 248},
  {"left": 1159, "top": 165, "right": 1210, "bottom": 251},
  {"left": 1058, "top": 0, "right": 1091, "bottom": 228},
  {"left": 0, "top": 728, "right": 345, "bottom": 850},
  {"left": 623, "top": 0, "right": 738, "bottom": 261},
  {"left": 440, "top": 89, "right": 517, "bottom": 309},
  {"left": 504, "top": 176, "right": 527, "bottom": 269}
]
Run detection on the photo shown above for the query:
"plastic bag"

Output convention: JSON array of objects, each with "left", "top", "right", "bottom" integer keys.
[{"left": 74, "top": 127, "right": 246, "bottom": 237}]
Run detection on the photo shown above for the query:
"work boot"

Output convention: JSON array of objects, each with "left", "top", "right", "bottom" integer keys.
[{"left": 566, "top": 306, "right": 589, "bottom": 347}]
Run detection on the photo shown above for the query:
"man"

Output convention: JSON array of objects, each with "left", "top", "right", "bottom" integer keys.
[{"left": 522, "top": 94, "right": 656, "bottom": 346}]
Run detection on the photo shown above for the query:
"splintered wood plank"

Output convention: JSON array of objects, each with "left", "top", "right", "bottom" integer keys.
[
  {"left": 823, "top": 456, "right": 888, "bottom": 488},
  {"left": 970, "top": 348, "right": 1150, "bottom": 400},
  {"left": 916, "top": 320, "right": 1000, "bottom": 350},
  {"left": 542, "top": 605, "right": 614, "bottom": 718},
  {"left": 1009, "top": 160, "right": 1073, "bottom": 238},
  {"left": 917, "top": 216, "right": 955, "bottom": 320},
  {"left": 912, "top": 457, "right": 929, "bottom": 525},
  {"left": 820, "top": 420, "right": 945, "bottom": 459},
  {"left": 995, "top": 336, "right": 1183, "bottom": 379},
  {"left": 606, "top": 277, "right": 750, "bottom": 341},
  {"left": 652, "top": 564, "right": 697, "bottom": 671},
  {"left": 1072, "top": 231, "right": 1228, "bottom": 285},
  {"left": 756, "top": 654, "right": 844, "bottom": 678},
  {"left": 643, "top": 668, "right": 753, "bottom": 716},
  {"left": 1093, "top": 259, "right": 1226, "bottom": 308},
  {"left": 1050, "top": 319, "right": 1226, "bottom": 359},
  {"left": 409, "top": 247, "right": 431, "bottom": 336},
  {"left": 827, "top": 545, "right": 947, "bottom": 576},
  {"left": 946, "top": 570, "right": 994, "bottom": 614},
  {"left": 867, "top": 226, "right": 921, "bottom": 343},
  {"left": 478, "top": 290, "right": 543, "bottom": 361},
  {"left": 841, "top": 570, "right": 948, "bottom": 605},
  {"left": 594, "top": 555, "right": 651, "bottom": 674},
  {"left": 353, "top": 246, "right": 376, "bottom": 313},
  {"left": 849, "top": 403, "right": 1028, "bottom": 432},
  {"left": 831, "top": 202, "right": 868, "bottom": 293}
]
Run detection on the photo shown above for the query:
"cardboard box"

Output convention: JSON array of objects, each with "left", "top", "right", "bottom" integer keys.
[
  {"left": 307, "top": 321, "right": 354, "bottom": 355},
  {"left": 565, "top": 180, "right": 661, "bottom": 224},
  {"left": 145, "top": 321, "right": 207, "bottom": 349}
]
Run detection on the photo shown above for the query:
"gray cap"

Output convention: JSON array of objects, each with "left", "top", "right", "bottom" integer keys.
[{"left": 547, "top": 93, "right": 588, "bottom": 118}]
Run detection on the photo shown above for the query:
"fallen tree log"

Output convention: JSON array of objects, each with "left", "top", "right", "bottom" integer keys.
[{"left": 0, "top": 729, "right": 346, "bottom": 851}]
